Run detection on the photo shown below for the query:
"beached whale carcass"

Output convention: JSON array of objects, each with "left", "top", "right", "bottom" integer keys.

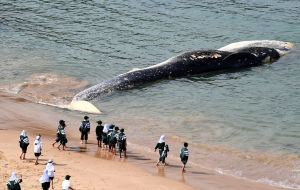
[{"left": 73, "top": 40, "right": 293, "bottom": 103}]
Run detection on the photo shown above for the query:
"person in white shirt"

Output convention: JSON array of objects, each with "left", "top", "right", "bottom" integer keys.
[
  {"left": 39, "top": 169, "right": 50, "bottom": 190},
  {"left": 34, "top": 135, "right": 43, "bottom": 165},
  {"left": 62, "top": 175, "right": 75, "bottom": 190},
  {"left": 46, "top": 160, "right": 55, "bottom": 189}
]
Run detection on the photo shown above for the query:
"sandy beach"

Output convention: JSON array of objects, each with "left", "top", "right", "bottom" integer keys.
[{"left": 0, "top": 91, "right": 288, "bottom": 190}]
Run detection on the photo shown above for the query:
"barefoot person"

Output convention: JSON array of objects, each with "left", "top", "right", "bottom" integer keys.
[
  {"left": 180, "top": 142, "right": 189, "bottom": 172},
  {"left": 34, "top": 135, "right": 43, "bottom": 165},
  {"left": 154, "top": 135, "right": 166, "bottom": 166},
  {"left": 46, "top": 160, "right": 55, "bottom": 189},
  {"left": 159, "top": 144, "right": 169, "bottom": 166},
  {"left": 62, "top": 175, "right": 75, "bottom": 190},
  {"left": 39, "top": 169, "right": 50, "bottom": 190},
  {"left": 118, "top": 128, "right": 127, "bottom": 158},
  {"left": 95, "top": 120, "right": 104, "bottom": 147},
  {"left": 79, "top": 116, "right": 90, "bottom": 144},
  {"left": 7, "top": 172, "right": 22, "bottom": 190},
  {"left": 102, "top": 124, "right": 110, "bottom": 151},
  {"left": 52, "top": 120, "right": 65, "bottom": 148},
  {"left": 19, "top": 130, "right": 29, "bottom": 160}
]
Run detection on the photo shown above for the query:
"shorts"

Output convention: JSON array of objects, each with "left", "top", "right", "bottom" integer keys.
[
  {"left": 42, "top": 182, "right": 50, "bottom": 190},
  {"left": 55, "top": 136, "right": 62, "bottom": 143},
  {"left": 60, "top": 138, "right": 68, "bottom": 146},
  {"left": 119, "top": 143, "right": 126, "bottom": 152},
  {"left": 181, "top": 156, "right": 188, "bottom": 165},
  {"left": 21, "top": 144, "right": 28, "bottom": 153},
  {"left": 49, "top": 177, "right": 54, "bottom": 180},
  {"left": 35, "top": 153, "right": 41, "bottom": 157},
  {"left": 81, "top": 132, "right": 88, "bottom": 140},
  {"left": 103, "top": 137, "right": 108, "bottom": 145},
  {"left": 97, "top": 135, "right": 102, "bottom": 141}
]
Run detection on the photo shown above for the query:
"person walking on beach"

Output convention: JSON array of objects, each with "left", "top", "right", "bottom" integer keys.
[
  {"left": 19, "top": 130, "right": 29, "bottom": 160},
  {"left": 34, "top": 135, "right": 43, "bottom": 165},
  {"left": 58, "top": 126, "right": 68, "bottom": 151},
  {"left": 62, "top": 175, "right": 75, "bottom": 190},
  {"left": 109, "top": 126, "right": 119, "bottom": 154},
  {"left": 118, "top": 128, "right": 127, "bottom": 158},
  {"left": 39, "top": 169, "right": 50, "bottom": 190},
  {"left": 154, "top": 135, "right": 167, "bottom": 166},
  {"left": 46, "top": 160, "right": 55, "bottom": 189},
  {"left": 7, "top": 172, "right": 22, "bottom": 190},
  {"left": 79, "top": 116, "right": 90, "bottom": 144},
  {"left": 180, "top": 142, "right": 189, "bottom": 172},
  {"left": 95, "top": 120, "right": 104, "bottom": 147},
  {"left": 102, "top": 124, "right": 110, "bottom": 150},
  {"left": 52, "top": 120, "right": 65, "bottom": 148},
  {"left": 159, "top": 144, "right": 169, "bottom": 166}
]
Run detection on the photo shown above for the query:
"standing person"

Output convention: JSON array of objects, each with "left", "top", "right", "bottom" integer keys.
[
  {"left": 102, "top": 124, "right": 110, "bottom": 151},
  {"left": 109, "top": 126, "right": 119, "bottom": 154},
  {"left": 57, "top": 124, "right": 68, "bottom": 151},
  {"left": 46, "top": 160, "right": 55, "bottom": 189},
  {"left": 52, "top": 120, "right": 65, "bottom": 148},
  {"left": 107, "top": 124, "right": 115, "bottom": 152},
  {"left": 95, "top": 120, "right": 104, "bottom": 147},
  {"left": 118, "top": 128, "right": 127, "bottom": 158},
  {"left": 62, "top": 175, "right": 75, "bottom": 190},
  {"left": 19, "top": 130, "right": 29, "bottom": 160},
  {"left": 79, "top": 116, "right": 90, "bottom": 144},
  {"left": 39, "top": 169, "right": 50, "bottom": 190},
  {"left": 34, "top": 135, "right": 43, "bottom": 165},
  {"left": 154, "top": 135, "right": 166, "bottom": 166},
  {"left": 7, "top": 172, "right": 22, "bottom": 190},
  {"left": 180, "top": 142, "right": 189, "bottom": 172}
]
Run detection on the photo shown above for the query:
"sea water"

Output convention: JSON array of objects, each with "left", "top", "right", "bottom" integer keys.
[{"left": 1, "top": 0, "right": 300, "bottom": 188}]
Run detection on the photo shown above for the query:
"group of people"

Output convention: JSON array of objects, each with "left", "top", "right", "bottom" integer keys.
[
  {"left": 7, "top": 169, "right": 74, "bottom": 190},
  {"left": 154, "top": 135, "right": 190, "bottom": 172},
  {"left": 11, "top": 115, "right": 190, "bottom": 189}
]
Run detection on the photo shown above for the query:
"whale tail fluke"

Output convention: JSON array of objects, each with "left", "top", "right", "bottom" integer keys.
[{"left": 38, "top": 100, "right": 101, "bottom": 114}]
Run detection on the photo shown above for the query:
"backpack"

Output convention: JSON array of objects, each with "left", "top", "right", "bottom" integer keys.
[
  {"left": 118, "top": 133, "right": 126, "bottom": 143},
  {"left": 80, "top": 121, "right": 90, "bottom": 132}
]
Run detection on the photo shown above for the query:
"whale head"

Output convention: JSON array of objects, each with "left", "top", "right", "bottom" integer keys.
[{"left": 218, "top": 40, "right": 294, "bottom": 56}]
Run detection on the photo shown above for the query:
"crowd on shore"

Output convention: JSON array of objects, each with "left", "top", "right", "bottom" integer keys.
[{"left": 7, "top": 115, "right": 190, "bottom": 190}]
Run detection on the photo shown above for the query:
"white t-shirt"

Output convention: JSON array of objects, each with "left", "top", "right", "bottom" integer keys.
[
  {"left": 62, "top": 180, "right": 71, "bottom": 190},
  {"left": 34, "top": 141, "right": 43, "bottom": 153}
]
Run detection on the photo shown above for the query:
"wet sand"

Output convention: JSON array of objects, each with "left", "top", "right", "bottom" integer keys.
[{"left": 0, "top": 91, "right": 286, "bottom": 190}]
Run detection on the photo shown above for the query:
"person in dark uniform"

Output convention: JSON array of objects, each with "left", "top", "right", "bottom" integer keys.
[
  {"left": 102, "top": 124, "right": 110, "bottom": 151},
  {"left": 180, "top": 142, "right": 189, "bottom": 172},
  {"left": 57, "top": 124, "right": 68, "bottom": 150},
  {"left": 52, "top": 120, "right": 65, "bottom": 148},
  {"left": 109, "top": 126, "right": 119, "bottom": 154},
  {"left": 79, "top": 116, "right": 90, "bottom": 144},
  {"left": 154, "top": 135, "right": 166, "bottom": 166},
  {"left": 19, "top": 130, "right": 29, "bottom": 160},
  {"left": 95, "top": 120, "right": 104, "bottom": 147},
  {"left": 7, "top": 172, "right": 22, "bottom": 190},
  {"left": 118, "top": 128, "right": 127, "bottom": 158}
]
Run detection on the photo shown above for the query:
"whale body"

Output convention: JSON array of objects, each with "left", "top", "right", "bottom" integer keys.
[{"left": 73, "top": 40, "right": 293, "bottom": 103}]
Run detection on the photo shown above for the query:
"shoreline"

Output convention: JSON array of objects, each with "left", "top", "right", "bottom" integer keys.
[{"left": 0, "top": 91, "right": 286, "bottom": 190}]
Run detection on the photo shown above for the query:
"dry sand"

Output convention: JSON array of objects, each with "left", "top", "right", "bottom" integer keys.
[{"left": 0, "top": 92, "right": 286, "bottom": 190}]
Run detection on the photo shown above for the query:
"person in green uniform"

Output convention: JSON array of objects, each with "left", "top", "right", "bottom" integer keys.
[
  {"left": 102, "top": 124, "right": 110, "bottom": 151},
  {"left": 19, "top": 130, "right": 29, "bottom": 160},
  {"left": 180, "top": 142, "right": 189, "bottom": 172},
  {"left": 52, "top": 120, "right": 65, "bottom": 148},
  {"left": 7, "top": 172, "right": 22, "bottom": 190},
  {"left": 95, "top": 120, "right": 104, "bottom": 147},
  {"left": 154, "top": 135, "right": 166, "bottom": 166},
  {"left": 107, "top": 124, "right": 115, "bottom": 152},
  {"left": 79, "top": 116, "right": 90, "bottom": 144},
  {"left": 158, "top": 144, "right": 169, "bottom": 166},
  {"left": 118, "top": 128, "right": 127, "bottom": 158},
  {"left": 109, "top": 126, "right": 119, "bottom": 154},
  {"left": 57, "top": 124, "right": 68, "bottom": 150}
]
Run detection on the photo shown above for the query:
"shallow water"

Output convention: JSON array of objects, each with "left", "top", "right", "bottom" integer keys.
[{"left": 1, "top": 0, "right": 300, "bottom": 188}]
